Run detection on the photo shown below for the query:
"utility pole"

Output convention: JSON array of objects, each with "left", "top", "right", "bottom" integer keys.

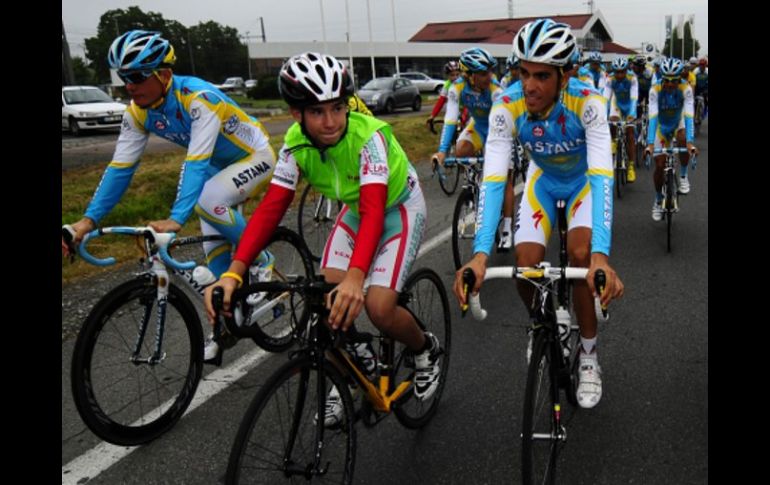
[
  {"left": 507, "top": 0, "right": 513, "bottom": 19},
  {"left": 114, "top": 18, "right": 120, "bottom": 37},
  {"left": 318, "top": 1, "right": 328, "bottom": 53},
  {"left": 61, "top": 19, "right": 75, "bottom": 85},
  {"left": 344, "top": 0, "right": 355, "bottom": 86},
  {"left": 390, "top": 0, "right": 400, "bottom": 76},
  {"left": 366, "top": 0, "right": 376, "bottom": 80},
  {"left": 259, "top": 17, "right": 266, "bottom": 42}
]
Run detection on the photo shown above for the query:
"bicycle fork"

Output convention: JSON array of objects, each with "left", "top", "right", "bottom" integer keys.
[{"left": 130, "top": 257, "right": 168, "bottom": 366}]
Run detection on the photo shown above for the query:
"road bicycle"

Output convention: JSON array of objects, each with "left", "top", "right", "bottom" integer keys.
[
  {"left": 218, "top": 267, "right": 451, "bottom": 484},
  {"left": 63, "top": 224, "right": 314, "bottom": 446},
  {"left": 462, "top": 200, "right": 608, "bottom": 484}
]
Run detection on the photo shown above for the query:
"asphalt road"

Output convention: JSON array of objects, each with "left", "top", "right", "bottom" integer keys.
[{"left": 62, "top": 118, "right": 708, "bottom": 484}]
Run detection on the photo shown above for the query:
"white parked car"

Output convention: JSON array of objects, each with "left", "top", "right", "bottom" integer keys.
[
  {"left": 62, "top": 86, "right": 127, "bottom": 136},
  {"left": 393, "top": 72, "right": 445, "bottom": 93},
  {"left": 216, "top": 77, "right": 246, "bottom": 94}
]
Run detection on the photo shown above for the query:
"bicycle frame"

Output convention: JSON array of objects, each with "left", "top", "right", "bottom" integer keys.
[{"left": 76, "top": 227, "right": 289, "bottom": 362}]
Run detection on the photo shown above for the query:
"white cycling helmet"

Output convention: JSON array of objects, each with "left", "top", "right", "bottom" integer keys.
[
  {"left": 278, "top": 52, "right": 354, "bottom": 107},
  {"left": 512, "top": 18, "right": 576, "bottom": 67}
]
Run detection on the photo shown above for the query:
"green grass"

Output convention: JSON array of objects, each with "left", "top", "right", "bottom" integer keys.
[
  {"left": 228, "top": 95, "right": 289, "bottom": 111},
  {"left": 62, "top": 112, "right": 436, "bottom": 282}
]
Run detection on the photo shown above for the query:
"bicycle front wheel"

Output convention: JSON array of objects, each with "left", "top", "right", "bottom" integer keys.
[
  {"left": 522, "top": 330, "right": 562, "bottom": 485},
  {"left": 226, "top": 356, "right": 356, "bottom": 484},
  {"left": 393, "top": 268, "right": 452, "bottom": 429},
  {"left": 451, "top": 187, "right": 477, "bottom": 269},
  {"left": 665, "top": 172, "right": 677, "bottom": 253},
  {"left": 614, "top": 150, "right": 625, "bottom": 199},
  {"left": 245, "top": 227, "right": 316, "bottom": 352},
  {"left": 297, "top": 184, "right": 341, "bottom": 262},
  {"left": 71, "top": 277, "right": 203, "bottom": 446},
  {"left": 438, "top": 162, "right": 461, "bottom": 196}
]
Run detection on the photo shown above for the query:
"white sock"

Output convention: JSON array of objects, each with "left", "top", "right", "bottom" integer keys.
[
  {"left": 580, "top": 336, "right": 597, "bottom": 355},
  {"left": 503, "top": 217, "right": 512, "bottom": 233}
]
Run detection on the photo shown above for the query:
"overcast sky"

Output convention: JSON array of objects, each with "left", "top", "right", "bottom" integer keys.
[{"left": 63, "top": 0, "right": 707, "bottom": 60}]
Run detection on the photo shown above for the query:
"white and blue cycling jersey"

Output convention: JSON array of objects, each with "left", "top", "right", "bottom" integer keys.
[
  {"left": 606, "top": 70, "right": 639, "bottom": 119},
  {"left": 647, "top": 79, "right": 695, "bottom": 144},
  {"left": 438, "top": 77, "right": 504, "bottom": 153},
  {"left": 83, "top": 74, "right": 275, "bottom": 276},
  {"left": 474, "top": 77, "right": 614, "bottom": 256},
  {"left": 85, "top": 75, "right": 272, "bottom": 226}
]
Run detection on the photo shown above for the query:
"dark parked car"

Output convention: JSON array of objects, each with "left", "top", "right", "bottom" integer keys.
[{"left": 357, "top": 78, "right": 421, "bottom": 114}]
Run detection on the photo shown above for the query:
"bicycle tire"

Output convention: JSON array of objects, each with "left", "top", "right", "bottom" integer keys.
[
  {"left": 438, "top": 148, "right": 461, "bottom": 196},
  {"left": 521, "top": 330, "right": 560, "bottom": 485},
  {"left": 243, "top": 227, "right": 316, "bottom": 352},
  {"left": 226, "top": 356, "right": 356, "bottom": 484},
  {"left": 614, "top": 148, "right": 624, "bottom": 199},
  {"left": 451, "top": 188, "right": 477, "bottom": 270},
  {"left": 393, "top": 268, "right": 452, "bottom": 429},
  {"left": 297, "top": 184, "right": 341, "bottom": 262},
  {"left": 71, "top": 277, "right": 203, "bottom": 446},
  {"left": 665, "top": 171, "right": 676, "bottom": 253}
]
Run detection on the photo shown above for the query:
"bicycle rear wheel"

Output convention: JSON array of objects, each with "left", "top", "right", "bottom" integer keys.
[
  {"left": 297, "top": 184, "right": 341, "bottom": 262},
  {"left": 243, "top": 227, "right": 315, "bottom": 352},
  {"left": 71, "top": 277, "right": 203, "bottom": 446},
  {"left": 521, "top": 330, "right": 561, "bottom": 485},
  {"left": 451, "top": 187, "right": 477, "bottom": 269},
  {"left": 393, "top": 268, "right": 451, "bottom": 429},
  {"left": 226, "top": 356, "right": 356, "bottom": 484}
]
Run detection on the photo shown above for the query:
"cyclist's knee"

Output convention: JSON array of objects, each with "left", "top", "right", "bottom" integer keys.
[
  {"left": 568, "top": 245, "right": 591, "bottom": 267},
  {"left": 365, "top": 298, "right": 397, "bottom": 331}
]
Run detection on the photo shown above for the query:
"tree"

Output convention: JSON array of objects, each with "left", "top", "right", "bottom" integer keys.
[
  {"left": 662, "top": 21, "right": 701, "bottom": 60},
  {"left": 72, "top": 56, "right": 97, "bottom": 85},
  {"left": 82, "top": 6, "right": 247, "bottom": 84},
  {"left": 186, "top": 21, "right": 248, "bottom": 82}
]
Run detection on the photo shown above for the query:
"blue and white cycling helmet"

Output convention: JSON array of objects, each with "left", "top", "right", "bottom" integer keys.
[
  {"left": 660, "top": 57, "right": 685, "bottom": 77},
  {"left": 587, "top": 51, "right": 603, "bottom": 63},
  {"left": 108, "top": 30, "right": 176, "bottom": 71},
  {"left": 459, "top": 47, "right": 497, "bottom": 73},
  {"left": 512, "top": 19, "right": 576, "bottom": 67},
  {"left": 611, "top": 57, "right": 629, "bottom": 72},
  {"left": 506, "top": 53, "right": 520, "bottom": 69}
]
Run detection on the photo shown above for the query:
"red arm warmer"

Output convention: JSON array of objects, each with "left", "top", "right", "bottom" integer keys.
[
  {"left": 348, "top": 183, "right": 387, "bottom": 274},
  {"left": 233, "top": 184, "right": 295, "bottom": 266},
  {"left": 430, "top": 95, "right": 447, "bottom": 118}
]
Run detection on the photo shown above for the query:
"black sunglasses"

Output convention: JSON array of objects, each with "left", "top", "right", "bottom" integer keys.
[
  {"left": 662, "top": 76, "right": 680, "bottom": 83},
  {"left": 118, "top": 70, "right": 156, "bottom": 85}
]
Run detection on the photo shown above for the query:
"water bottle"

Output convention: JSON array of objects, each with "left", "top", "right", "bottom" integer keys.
[{"left": 191, "top": 265, "right": 216, "bottom": 294}]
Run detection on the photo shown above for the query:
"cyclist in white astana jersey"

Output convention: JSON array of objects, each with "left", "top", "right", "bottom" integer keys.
[
  {"left": 62, "top": 30, "right": 275, "bottom": 282},
  {"left": 453, "top": 19, "right": 624, "bottom": 409},
  {"left": 60, "top": 31, "right": 276, "bottom": 364}
]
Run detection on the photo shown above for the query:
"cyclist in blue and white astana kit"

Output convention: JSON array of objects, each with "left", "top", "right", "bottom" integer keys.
[
  {"left": 62, "top": 30, "right": 276, "bottom": 281},
  {"left": 61, "top": 31, "right": 276, "bottom": 362},
  {"left": 431, "top": 47, "right": 518, "bottom": 248},
  {"left": 644, "top": 57, "right": 699, "bottom": 222},
  {"left": 453, "top": 19, "right": 624, "bottom": 409},
  {"left": 606, "top": 57, "right": 639, "bottom": 182}
]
